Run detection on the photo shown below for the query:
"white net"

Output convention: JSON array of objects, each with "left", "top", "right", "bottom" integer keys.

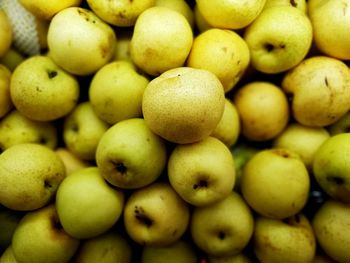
[{"left": 0, "top": 0, "right": 40, "bottom": 56}]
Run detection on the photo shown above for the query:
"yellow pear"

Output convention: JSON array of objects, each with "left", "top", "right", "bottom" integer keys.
[
  {"left": 130, "top": 6, "right": 193, "bottom": 76},
  {"left": 142, "top": 67, "right": 225, "bottom": 144},
  {"left": 208, "top": 253, "right": 252, "bottom": 263},
  {"left": 193, "top": 4, "right": 212, "bottom": 33},
  {"left": 0, "top": 64, "right": 12, "bottom": 118},
  {"left": 0, "top": 10, "right": 12, "bottom": 58},
  {"left": 55, "top": 148, "right": 89, "bottom": 176},
  {"left": 186, "top": 28, "right": 250, "bottom": 93},
  {"left": 155, "top": 0, "right": 194, "bottom": 28},
  {"left": 263, "top": 0, "right": 307, "bottom": 13},
  {"left": 0, "top": 245, "right": 18, "bottom": 262},
  {"left": 282, "top": 56, "right": 350, "bottom": 127},
  {"left": 233, "top": 81, "right": 289, "bottom": 141},
  {"left": 0, "top": 48, "right": 25, "bottom": 72}
]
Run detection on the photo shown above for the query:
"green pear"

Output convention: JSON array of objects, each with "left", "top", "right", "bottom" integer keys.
[
  {"left": 11, "top": 204, "right": 80, "bottom": 263},
  {"left": 0, "top": 64, "right": 12, "bottom": 118},
  {"left": 208, "top": 253, "right": 252, "bottom": 263},
  {"left": 141, "top": 240, "right": 197, "bottom": 263},
  {"left": 244, "top": 6, "right": 312, "bottom": 73},
  {"left": 0, "top": 246, "right": 19, "bottom": 263},
  {"left": 0, "top": 48, "right": 25, "bottom": 72},
  {"left": 142, "top": 67, "right": 225, "bottom": 144},
  {"left": 63, "top": 101, "right": 109, "bottom": 161},
  {"left": 191, "top": 192, "right": 254, "bottom": 257},
  {"left": 95, "top": 118, "right": 167, "bottom": 189},
  {"left": 0, "top": 207, "right": 23, "bottom": 253},
  {"left": 313, "top": 133, "right": 350, "bottom": 203},
  {"left": 130, "top": 6, "right": 193, "bottom": 76},
  {"left": 123, "top": 182, "right": 190, "bottom": 247},
  {"left": 89, "top": 60, "right": 149, "bottom": 124},
  {"left": 55, "top": 148, "right": 89, "bottom": 176},
  {"left": 56, "top": 167, "right": 124, "bottom": 239},
  {"left": 254, "top": 214, "right": 316, "bottom": 263},
  {"left": 0, "top": 143, "right": 65, "bottom": 211},
  {"left": 327, "top": 111, "right": 350, "bottom": 135},
  {"left": 47, "top": 7, "right": 116, "bottom": 76},
  {"left": 10, "top": 55, "right": 79, "bottom": 121},
  {"left": 73, "top": 230, "right": 132, "bottom": 263},
  {"left": 168, "top": 136, "right": 235, "bottom": 207},
  {"left": 312, "top": 200, "right": 350, "bottom": 263},
  {"left": 241, "top": 148, "right": 310, "bottom": 219},
  {"left": 273, "top": 123, "right": 330, "bottom": 171},
  {"left": 0, "top": 110, "right": 57, "bottom": 152},
  {"left": 282, "top": 56, "right": 350, "bottom": 127}
]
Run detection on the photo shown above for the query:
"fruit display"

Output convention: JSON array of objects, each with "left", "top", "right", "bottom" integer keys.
[{"left": 1, "top": 0, "right": 350, "bottom": 262}]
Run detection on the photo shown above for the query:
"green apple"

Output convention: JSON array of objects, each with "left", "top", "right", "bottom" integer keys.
[
  {"left": 0, "top": 64, "right": 11, "bottom": 119},
  {"left": 210, "top": 99, "right": 240, "bottom": 147},
  {"left": 130, "top": 6, "right": 193, "bottom": 76},
  {"left": 196, "top": 0, "right": 266, "bottom": 29},
  {"left": 186, "top": 28, "right": 250, "bottom": 93},
  {"left": 0, "top": 206, "right": 23, "bottom": 253},
  {"left": 308, "top": 0, "right": 350, "bottom": 60},
  {"left": 254, "top": 214, "right": 316, "bottom": 263},
  {"left": 0, "top": 10, "right": 12, "bottom": 58},
  {"left": 142, "top": 67, "right": 225, "bottom": 144},
  {"left": 11, "top": 204, "right": 80, "bottom": 263},
  {"left": 10, "top": 55, "right": 79, "bottom": 121},
  {"left": 47, "top": 7, "right": 116, "bottom": 76},
  {"left": 0, "top": 246, "right": 19, "bottom": 263},
  {"left": 208, "top": 253, "right": 252, "bottom": 263},
  {"left": 63, "top": 101, "right": 109, "bottom": 161},
  {"left": 123, "top": 182, "right": 190, "bottom": 247},
  {"left": 0, "top": 110, "right": 57, "bottom": 152},
  {"left": 18, "top": 0, "right": 82, "bottom": 20},
  {"left": 190, "top": 191, "right": 254, "bottom": 256},
  {"left": 233, "top": 81, "right": 289, "bottom": 141},
  {"left": 87, "top": 0, "right": 155, "bottom": 27},
  {"left": 56, "top": 167, "right": 124, "bottom": 239},
  {"left": 73, "top": 230, "right": 132, "bottom": 263},
  {"left": 241, "top": 148, "right": 310, "bottom": 219},
  {"left": 312, "top": 200, "right": 350, "bottom": 263},
  {"left": 141, "top": 240, "right": 197, "bottom": 263},
  {"left": 89, "top": 60, "right": 149, "bottom": 124},
  {"left": 0, "top": 143, "right": 65, "bottom": 211},
  {"left": 168, "top": 136, "right": 235, "bottom": 207},
  {"left": 282, "top": 55, "right": 350, "bottom": 127},
  {"left": 244, "top": 6, "right": 312, "bottom": 74},
  {"left": 313, "top": 133, "right": 350, "bottom": 203},
  {"left": 327, "top": 111, "right": 350, "bottom": 135},
  {"left": 272, "top": 122, "right": 330, "bottom": 171},
  {"left": 155, "top": 0, "right": 194, "bottom": 28},
  {"left": 55, "top": 148, "right": 89, "bottom": 176},
  {"left": 95, "top": 118, "right": 167, "bottom": 189}
]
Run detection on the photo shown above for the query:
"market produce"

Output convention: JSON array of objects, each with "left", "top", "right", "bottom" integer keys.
[{"left": 1, "top": 1, "right": 350, "bottom": 262}]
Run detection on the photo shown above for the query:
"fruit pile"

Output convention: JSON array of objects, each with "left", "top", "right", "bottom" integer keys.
[{"left": 0, "top": 0, "right": 350, "bottom": 262}]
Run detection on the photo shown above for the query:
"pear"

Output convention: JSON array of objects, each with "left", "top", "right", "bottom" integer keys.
[
  {"left": 244, "top": 6, "right": 312, "bottom": 73},
  {"left": 141, "top": 240, "right": 197, "bottom": 263},
  {"left": 0, "top": 207, "right": 23, "bottom": 253},
  {"left": 0, "top": 143, "right": 65, "bottom": 211},
  {"left": 313, "top": 133, "right": 350, "bottom": 203},
  {"left": 0, "top": 48, "right": 25, "bottom": 72},
  {"left": 0, "top": 11, "right": 12, "bottom": 58},
  {"left": 253, "top": 214, "right": 316, "bottom": 263},
  {"left": 196, "top": 0, "right": 266, "bottom": 29},
  {"left": 193, "top": 4, "right": 212, "bottom": 33},
  {"left": 130, "top": 6, "right": 193, "bottom": 76},
  {"left": 63, "top": 101, "right": 109, "bottom": 161},
  {"left": 18, "top": 0, "right": 82, "bottom": 20},
  {"left": 123, "top": 182, "right": 190, "bottom": 247},
  {"left": 95, "top": 118, "right": 167, "bottom": 189},
  {"left": 186, "top": 28, "right": 250, "bottom": 93},
  {"left": 112, "top": 28, "right": 133, "bottom": 62},
  {"left": 312, "top": 200, "right": 350, "bottom": 263},
  {"left": 11, "top": 204, "right": 80, "bottom": 263},
  {"left": 208, "top": 253, "right": 252, "bottom": 263},
  {"left": 55, "top": 148, "right": 89, "bottom": 176},
  {"left": 233, "top": 81, "right": 289, "bottom": 141},
  {"left": 327, "top": 111, "right": 350, "bottom": 135},
  {"left": 0, "top": 64, "right": 11, "bottom": 119},
  {"left": 191, "top": 191, "right": 254, "bottom": 257},
  {"left": 0, "top": 246, "right": 19, "bottom": 263},
  {"left": 10, "top": 55, "right": 79, "bottom": 121},
  {"left": 210, "top": 99, "right": 240, "bottom": 147},
  {"left": 56, "top": 167, "right": 124, "bottom": 239},
  {"left": 142, "top": 67, "right": 225, "bottom": 144},
  {"left": 168, "top": 136, "right": 235, "bottom": 207},
  {"left": 282, "top": 56, "right": 350, "bottom": 127},
  {"left": 273, "top": 122, "right": 330, "bottom": 171},
  {"left": 241, "top": 148, "right": 310, "bottom": 219},
  {"left": 155, "top": 0, "right": 194, "bottom": 28},
  {"left": 0, "top": 110, "right": 57, "bottom": 152},
  {"left": 263, "top": 0, "right": 307, "bottom": 13},
  {"left": 73, "top": 230, "right": 132, "bottom": 263},
  {"left": 89, "top": 60, "right": 149, "bottom": 124},
  {"left": 47, "top": 7, "right": 116, "bottom": 76},
  {"left": 308, "top": 0, "right": 350, "bottom": 60},
  {"left": 87, "top": 0, "right": 155, "bottom": 27}
]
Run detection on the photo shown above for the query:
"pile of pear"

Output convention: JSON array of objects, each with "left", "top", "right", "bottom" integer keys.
[{"left": 1, "top": 0, "right": 350, "bottom": 262}]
